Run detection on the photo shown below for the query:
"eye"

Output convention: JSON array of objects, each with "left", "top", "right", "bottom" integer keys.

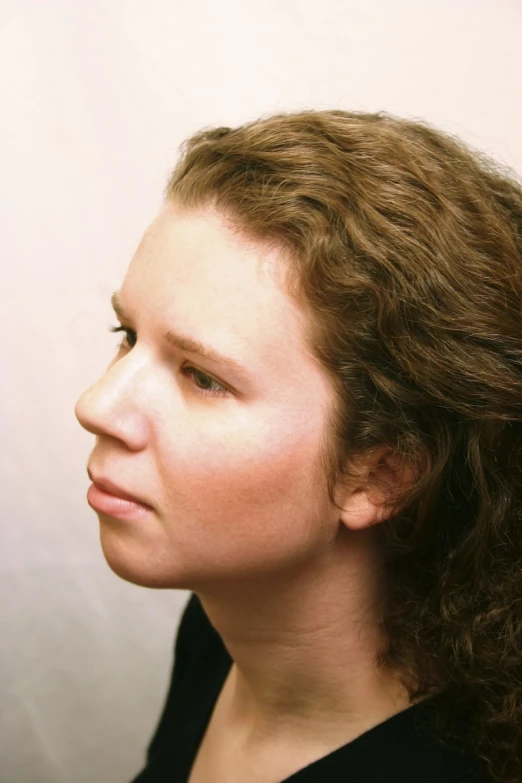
[
  {"left": 108, "top": 325, "right": 229, "bottom": 398},
  {"left": 181, "top": 366, "right": 229, "bottom": 398},
  {"left": 109, "top": 326, "right": 136, "bottom": 348}
]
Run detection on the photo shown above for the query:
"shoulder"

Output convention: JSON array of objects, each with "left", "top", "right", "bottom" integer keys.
[
  {"left": 171, "top": 592, "right": 223, "bottom": 683},
  {"left": 143, "top": 593, "right": 228, "bottom": 766},
  {"left": 176, "top": 592, "right": 221, "bottom": 649}
]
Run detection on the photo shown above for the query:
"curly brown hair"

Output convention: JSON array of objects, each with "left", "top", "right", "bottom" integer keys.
[{"left": 165, "top": 109, "right": 522, "bottom": 783}]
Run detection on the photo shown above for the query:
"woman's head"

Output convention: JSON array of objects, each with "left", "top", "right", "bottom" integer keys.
[
  {"left": 76, "top": 109, "right": 522, "bottom": 781},
  {"left": 75, "top": 202, "right": 398, "bottom": 592}
]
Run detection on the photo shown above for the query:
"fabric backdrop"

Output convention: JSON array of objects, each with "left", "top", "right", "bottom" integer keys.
[{"left": 1, "top": 1, "right": 521, "bottom": 780}]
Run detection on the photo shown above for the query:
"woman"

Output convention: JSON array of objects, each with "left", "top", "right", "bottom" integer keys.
[{"left": 75, "top": 110, "right": 522, "bottom": 783}]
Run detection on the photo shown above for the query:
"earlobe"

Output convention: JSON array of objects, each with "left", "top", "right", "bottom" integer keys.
[
  {"left": 334, "top": 446, "right": 411, "bottom": 531},
  {"left": 337, "top": 486, "right": 393, "bottom": 531}
]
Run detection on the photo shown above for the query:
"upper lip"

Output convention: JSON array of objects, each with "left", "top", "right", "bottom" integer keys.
[{"left": 88, "top": 468, "right": 152, "bottom": 507}]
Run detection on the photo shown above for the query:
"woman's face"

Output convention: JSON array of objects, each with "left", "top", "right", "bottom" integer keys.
[{"left": 75, "top": 202, "right": 340, "bottom": 590}]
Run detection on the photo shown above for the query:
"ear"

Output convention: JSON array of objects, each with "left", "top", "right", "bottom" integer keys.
[{"left": 334, "top": 446, "right": 413, "bottom": 531}]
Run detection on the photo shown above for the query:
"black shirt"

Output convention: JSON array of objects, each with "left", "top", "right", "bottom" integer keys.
[{"left": 131, "top": 593, "right": 491, "bottom": 782}]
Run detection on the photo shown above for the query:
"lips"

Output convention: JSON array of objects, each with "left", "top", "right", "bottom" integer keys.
[{"left": 88, "top": 469, "right": 152, "bottom": 508}]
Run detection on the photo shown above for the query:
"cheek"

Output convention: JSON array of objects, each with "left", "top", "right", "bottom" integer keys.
[{"left": 161, "top": 409, "right": 328, "bottom": 553}]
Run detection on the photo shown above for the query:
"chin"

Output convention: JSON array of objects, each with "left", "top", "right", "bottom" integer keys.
[
  {"left": 103, "top": 554, "right": 167, "bottom": 588},
  {"left": 98, "top": 525, "right": 187, "bottom": 589}
]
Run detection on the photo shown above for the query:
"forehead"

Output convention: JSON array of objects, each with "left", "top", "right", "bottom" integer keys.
[
  {"left": 124, "top": 204, "right": 328, "bottom": 392},
  {"left": 132, "top": 203, "right": 288, "bottom": 312}
]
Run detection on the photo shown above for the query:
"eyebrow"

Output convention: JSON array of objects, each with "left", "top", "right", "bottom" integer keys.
[{"left": 111, "top": 292, "right": 248, "bottom": 377}]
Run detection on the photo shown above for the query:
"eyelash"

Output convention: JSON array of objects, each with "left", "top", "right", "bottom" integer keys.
[{"left": 109, "top": 326, "right": 229, "bottom": 398}]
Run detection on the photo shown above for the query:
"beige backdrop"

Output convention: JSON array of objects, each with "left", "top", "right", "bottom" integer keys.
[{"left": 2, "top": 0, "right": 521, "bottom": 780}]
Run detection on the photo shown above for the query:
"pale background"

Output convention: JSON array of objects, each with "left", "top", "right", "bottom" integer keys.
[{"left": 1, "top": 0, "right": 521, "bottom": 781}]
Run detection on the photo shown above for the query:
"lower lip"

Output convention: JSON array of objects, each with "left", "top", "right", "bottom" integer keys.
[{"left": 87, "top": 483, "right": 152, "bottom": 519}]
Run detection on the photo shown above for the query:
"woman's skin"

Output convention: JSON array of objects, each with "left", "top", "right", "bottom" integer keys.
[{"left": 75, "top": 202, "right": 415, "bottom": 769}]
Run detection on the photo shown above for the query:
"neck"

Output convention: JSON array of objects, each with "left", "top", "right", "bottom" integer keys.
[{"left": 195, "top": 525, "right": 414, "bottom": 745}]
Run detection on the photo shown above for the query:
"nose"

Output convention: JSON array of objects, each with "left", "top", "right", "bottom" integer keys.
[
  {"left": 74, "top": 357, "right": 148, "bottom": 449},
  {"left": 75, "top": 379, "right": 113, "bottom": 438}
]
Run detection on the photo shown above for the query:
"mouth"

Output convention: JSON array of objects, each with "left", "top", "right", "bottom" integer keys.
[
  {"left": 87, "top": 483, "right": 153, "bottom": 519},
  {"left": 87, "top": 469, "right": 153, "bottom": 508}
]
